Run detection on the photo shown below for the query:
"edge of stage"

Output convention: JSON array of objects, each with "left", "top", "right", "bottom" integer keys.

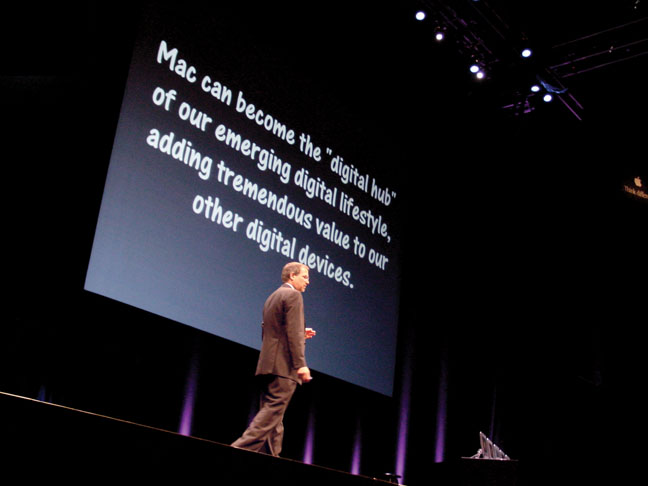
[
  {"left": 0, "top": 391, "right": 394, "bottom": 484},
  {"left": 1, "top": 391, "right": 520, "bottom": 485}
]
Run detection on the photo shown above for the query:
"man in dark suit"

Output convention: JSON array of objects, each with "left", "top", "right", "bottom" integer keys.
[{"left": 231, "top": 262, "right": 316, "bottom": 456}]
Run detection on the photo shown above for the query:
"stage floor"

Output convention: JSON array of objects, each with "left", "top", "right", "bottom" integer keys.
[{"left": 0, "top": 391, "right": 394, "bottom": 485}]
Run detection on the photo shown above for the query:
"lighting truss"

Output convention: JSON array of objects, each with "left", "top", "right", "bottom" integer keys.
[{"left": 416, "top": 0, "right": 648, "bottom": 121}]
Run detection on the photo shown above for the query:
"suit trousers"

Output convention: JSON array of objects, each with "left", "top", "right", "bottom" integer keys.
[{"left": 231, "top": 375, "right": 297, "bottom": 456}]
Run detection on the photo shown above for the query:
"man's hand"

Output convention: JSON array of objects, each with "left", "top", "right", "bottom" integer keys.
[
  {"left": 305, "top": 328, "right": 317, "bottom": 339},
  {"left": 297, "top": 366, "right": 312, "bottom": 383}
]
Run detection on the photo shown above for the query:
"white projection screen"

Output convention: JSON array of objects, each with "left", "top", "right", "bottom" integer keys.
[{"left": 85, "top": 3, "right": 403, "bottom": 396}]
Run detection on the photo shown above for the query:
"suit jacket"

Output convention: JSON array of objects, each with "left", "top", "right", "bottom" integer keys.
[{"left": 255, "top": 283, "right": 307, "bottom": 384}]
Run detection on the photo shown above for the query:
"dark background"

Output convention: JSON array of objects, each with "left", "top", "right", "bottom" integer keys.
[{"left": 3, "top": 1, "right": 646, "bottom": 485}]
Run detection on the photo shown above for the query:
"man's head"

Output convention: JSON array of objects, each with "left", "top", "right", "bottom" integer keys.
[{"left": 282, "top": 262, "right": 310, "bottom": 292}]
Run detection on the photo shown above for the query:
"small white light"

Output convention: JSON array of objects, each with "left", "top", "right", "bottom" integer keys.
[
  {"left": 521, "top": 48, "right": 532, "bottom": 58},
  {"left": 475, "top": 70, "right": 485, "bottom": 79},
  {"left": 543, "top": 93, "right": 553, "bottom": 102},
  {"left": 530, "top": 85, "right": 541, "bottom": 93},
  {"left": 415, "top": 11, "right": 426, "bottom": 21},
  {"left": 470, "top": 64, "right": 481, "bottom": 73},
  {"left": 435, "top": 31, "right": 444, "bottom": 41}
]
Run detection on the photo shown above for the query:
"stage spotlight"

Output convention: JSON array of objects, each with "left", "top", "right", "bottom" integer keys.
[
  {"left": 415, "top": 11, "right": 426, "bottom": 21},
  {"left": 543, "top": 93, "right": 553, "bottom": 102},
  {"left": 530, "top": 84, "right": 541, "bottom": 93},
  {"left": 435, "top": 31, "right": 445, "bottom": 41},
  {"left": 469, "top": 63, "right": 485, "bottom": 79},
  {"left": 521, "top": 48, "right": 533, "bottom": 58}
]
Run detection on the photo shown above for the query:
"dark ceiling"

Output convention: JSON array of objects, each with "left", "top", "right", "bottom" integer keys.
[
  {"left": 5, "top": 0, "right": 646, "bottom": 122},
  {"left": 4, "top": 1, "right": 645, "bottom": 187}
]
